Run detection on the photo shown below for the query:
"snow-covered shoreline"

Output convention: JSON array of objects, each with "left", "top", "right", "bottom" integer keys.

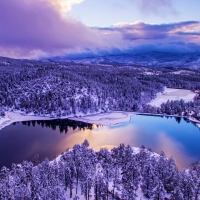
[
  {"left": 1, "top": 86, "right": 199, "bottom": 131},
  {"left": 0, "top": 111, "right": 57, "bottom": 130},
  {"left": 0, "top": 111, "right": 135, "bottom": 131},
  {"left": 1, "top": 110, "right": 200, "bottom": 131}
]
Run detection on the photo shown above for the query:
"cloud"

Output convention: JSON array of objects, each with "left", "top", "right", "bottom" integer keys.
[
  {"left": 0, "top": 0, "right": 99, "bottom": 58},
  {"left": 61, "top": 42, "right": 200, "bottom": 59},
  {"left": 136, "top": 0, "right": 175, "bottom": 15},
  {"left": 97, "top": 21, "right": 200, "bottom": 43},
  {"left": 83, "top": 21, "right": 200, "bottom": 56},
  {"left": 0, "top": 0, "right": 200, "bottom": 59},
  {"left": 49, "top": 0, "right": 84, "bottom": 13},
  {"left": 111, "top": 21, "right": 200, "bottom": 40}
]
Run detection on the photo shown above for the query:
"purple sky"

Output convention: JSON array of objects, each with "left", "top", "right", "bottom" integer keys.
[{"left": 0, "top": 0, "right": 200, "bottom": 58}]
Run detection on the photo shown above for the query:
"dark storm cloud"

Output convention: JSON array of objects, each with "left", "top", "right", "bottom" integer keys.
[{"left": 0, "top": 0, "right": 99, "bottom": 58}]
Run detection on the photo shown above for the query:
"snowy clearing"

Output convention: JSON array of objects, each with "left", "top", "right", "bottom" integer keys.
[
  {"left": 149, "top": 87, "right": 196, "bottom": 107},
  {"left": 69, "top": 111, "right": 135, "bottom": 126}
]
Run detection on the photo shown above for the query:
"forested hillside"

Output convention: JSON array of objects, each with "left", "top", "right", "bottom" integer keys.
[
  {"left": 1, "top": 56, "right": 200, "bottom": 118},
  {"left": 0, "top": 141, "right": 199, "bottom": 200}
]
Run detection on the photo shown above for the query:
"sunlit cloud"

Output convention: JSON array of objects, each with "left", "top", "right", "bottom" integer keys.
[{"left": 48, "top": 0, "right": 84, "bottom": 13}]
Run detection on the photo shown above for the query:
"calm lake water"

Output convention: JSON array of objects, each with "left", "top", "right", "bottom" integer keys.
[{"left": 0, "top": 115, "right": 200, "bottom": 169}]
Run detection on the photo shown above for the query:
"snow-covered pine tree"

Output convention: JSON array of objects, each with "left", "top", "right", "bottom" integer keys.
[
  {"left": 189, "top": 162, "right": 200, "bottom": 200},
  {"left": 136, "top": 145, "right": 151, "bottom": 172},
  {"left": 179, "top": 171, "right": 195, "bottom": 200},
  {"left": 170, "top": 186, "right": 184, "bottom": 200},
  {"left": 80, "top": 140, "right": 96, "bottom": 200},
  {"left": 0, "top": 166, "right": 13, "bottom": 199},
  {"left": 161, "top": 157, "right": 178, "bottom": 193},
  {"left": 94, "top": 163, "right": 108, "bottom": 200},
  {"left": 151, "top": 179, "right": 166, "bottom": 200},
  {"left": 72, "top": 144, "right": 82, "bottom": 195},
  {"left": 121, "top": 146, "right": 140, "bottom": 200},
  {"left": 141, "top": 159, "right": 157, "bottom": 199}
]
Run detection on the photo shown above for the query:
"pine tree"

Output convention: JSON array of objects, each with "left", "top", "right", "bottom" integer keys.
[
  {"left": 48, "top": 160, "right": 64, "bottom": 199},
  {"left": 141, "top": 159, "right": 157, "bottom": 198},
  {"left": 179, "top": 171, "right": 195, "bottom": 200},
  {"left": 150, "top": 152, "right": 181, "bottom": 200},
  {"left": 170, "top": 186, "right": 184, "bottom": 200},
  {"left": 151, "top": 179, "right": 166, "bottom": 200},
  {"left": 162, "top": 157, "right": 179, "bottom": 193},
  {"left": 121, "top": 149, "right": 140, "bottom": 200},
  {"left": 80, "top": 140, "right": 96, "bottom": 200},
  {"left": 73, "top": 194, "right": 80, "bottom": 200},
  {"left": 111, "top": 163, "right": 121, "bottom": 199},
  {"left": 0, "top": 166, "right": 13, "bottom": 199},
  {"left": 97, "top": 148, "right": 112, "bottom": 199},
  {"left": 189, "top": 162, "right": 200, "bottom": 200},
  {"left": 72, "top": 144, "right": 82, "bottom": 195},
  {"left": 94, "top": 163, "right": 108, "bottom": 200},
  {"left": 136, "top": 145, "right": 151, "bottom": 173}
]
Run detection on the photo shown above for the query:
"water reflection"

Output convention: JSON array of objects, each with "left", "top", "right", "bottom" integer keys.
[
  {"left": 20, "top": 119, "right": 94, "bottom": 133},
  {"left": 0, "top": 116, "right": 200, "bottom": 169}
]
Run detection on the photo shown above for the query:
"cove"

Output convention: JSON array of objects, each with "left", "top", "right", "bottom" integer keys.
[{"left": 0, "top": 115, "right": 200, "bottom": 169}]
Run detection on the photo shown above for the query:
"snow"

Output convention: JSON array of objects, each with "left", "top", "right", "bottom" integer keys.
[
  {"left": 0, "top": 111, "right": 56, "bottom": 130},
  {"left": 171, "top": 70, "right": 194, "bottom": 75},
  {"left": 69, "top": 111, "right": 135, "bottom": 126},
  {"left": 188, "top": 116, "right": 200, "bottom": 123},
  {"left": 0, "top": 111, "right": 135, "bottom": 131},
  {"left": 52, "top": 146, "right": 159, "bottom": 200},
  {"left": 64, "top": 186, "right": 151, "bottom": 200},
  {"left": 149, "top": 87, "right": 196, "bottom": 107},
  {"left": 143, "top": 71, "right": 154, "bottom": 75},
  {"left": 196, "top": 123, "right": 200, "bottom": 129}
]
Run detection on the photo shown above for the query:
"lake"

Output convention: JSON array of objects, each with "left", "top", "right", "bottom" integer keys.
[{"left": 0, "top": 115, "right": 200, "bottom": 169}]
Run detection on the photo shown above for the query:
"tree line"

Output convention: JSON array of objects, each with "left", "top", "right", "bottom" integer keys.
[
  {"left": 0, "top": 140, "right": 199, "bottom": 200},
  {"left": 142, "top": 97, "right": 200, "bottom": 120}
]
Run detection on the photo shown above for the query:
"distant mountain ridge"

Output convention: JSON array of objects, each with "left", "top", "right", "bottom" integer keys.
[
  {"left": 73, "top": 52, "right": 200, "bottom": 69},
  {"left": 1, "top": 52, "right": 200, "bottom": 69},
  {"left": 53, "top": 52, "right": 200, "bottom": 69}
]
